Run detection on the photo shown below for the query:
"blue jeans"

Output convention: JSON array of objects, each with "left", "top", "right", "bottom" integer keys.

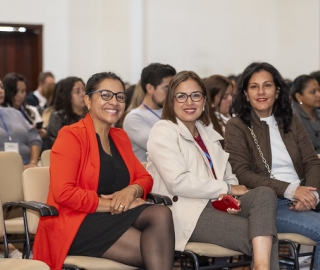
[{"left": 276, "top": 198, "right": 320, "bottom": 269}]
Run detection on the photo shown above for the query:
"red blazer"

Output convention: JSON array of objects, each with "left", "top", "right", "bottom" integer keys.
[{"left": 33, "top": 114, "right": 153, "bottom": 270}]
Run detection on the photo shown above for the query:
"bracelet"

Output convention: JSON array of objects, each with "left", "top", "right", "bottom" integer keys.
[
  {"left": 30, "top": 160, "right": 38, "bottom": 165},
  {"left": 227, "top": 183, "right": 232, "bottom": 195},
  {"left": 129, "top": 185, "right": 139, "bottom": 198}
]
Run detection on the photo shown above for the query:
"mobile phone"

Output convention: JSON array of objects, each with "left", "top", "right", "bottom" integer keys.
[
  {"left": 36, "top": 121, "right": 43, "bottom": 129},
  {"left": 212, "top": 195, "right": 240, "bottom": 212}
]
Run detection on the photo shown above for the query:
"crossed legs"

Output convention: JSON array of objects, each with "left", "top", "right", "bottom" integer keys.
[{"left": 102, "top": 205, "right": 175, "bottom": 270}]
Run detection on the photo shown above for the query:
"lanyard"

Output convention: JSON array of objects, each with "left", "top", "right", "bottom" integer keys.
[
  {"left": 142, "top": 103, "right": 161, "bottom": 119},
  {"left": 0, "top": 109, "right": 11, "bottom": 141},
  {"left": 203, "top": 151, "right": 213, "bottom": 168}
]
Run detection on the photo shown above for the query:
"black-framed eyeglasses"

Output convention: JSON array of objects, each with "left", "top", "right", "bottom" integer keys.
[
  {"left": 174, "top": 91, "right": 204, "bottom": 103},
  {"left": 88, "top": 90, "right": 127, "bottom": 103}
]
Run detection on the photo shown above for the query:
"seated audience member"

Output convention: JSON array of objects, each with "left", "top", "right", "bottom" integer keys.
[
  {"left": 47, "top": 77, "right": 85, "bottom": 148},
  {"left": 147, "top": 71, "right": 279, "bottom": 270},
  {"left": 225, "top": 62, "right": 320, "bottom": 270},
  {"left": 2, "top": 73, "right": 46, "bottom": 141},
  {"left": 0, "top": 79, "right": 42, "bottom": 167},
  {"left": 26, "top": 71, "right": 55, "bottom": 115},
  {"left": 204, "top": 75, "right": 233, "bottom": 140},
  {"left": 33, "top": 72, "right": 174, "bottom": 270},
  {"left": 123, "top": 63, "right": 176, "bottom": 162},
  {"left": 291, "top": 75, "right": 320, "bottom": 154}
]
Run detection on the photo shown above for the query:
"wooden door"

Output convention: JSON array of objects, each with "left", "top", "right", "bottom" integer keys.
[{"left": 0, "top": 23, "right": 43, "bottom": 92}]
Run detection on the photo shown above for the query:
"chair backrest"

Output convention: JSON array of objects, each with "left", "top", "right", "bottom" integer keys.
[
  {"left": 0, "top": 152, "right": 24, "bottom": 203},
  {"left": 22, "top": 167, "right": 50, "bottom": 234},
  {"left": 141, "top": 162, "right": 147, "bottom": 169},
  {"left": 41, "top": 150, "right": 51, "bottom": 167}
]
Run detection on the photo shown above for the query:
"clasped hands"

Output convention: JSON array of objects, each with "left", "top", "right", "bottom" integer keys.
[
  {"left": 101, "top": 186, "right": 145, "bottom": 215},
  {"left": 290, "top": 186, "right": 318, "bottom": 212}
]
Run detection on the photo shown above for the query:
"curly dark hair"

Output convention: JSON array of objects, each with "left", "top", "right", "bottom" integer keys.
[
  {"left": 231, "top": 62, "right": 292, "bottom": 133},
  {"left": 54, "top": 76, "right": 85, "bottom": 119}
]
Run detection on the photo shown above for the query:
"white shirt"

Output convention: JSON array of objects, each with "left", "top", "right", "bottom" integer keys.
[
  {"left": 261, "top": 115, "right": 300, "bottom": 185},
  {"left": 34, "top": 90, "right": 47, "bottom": 108}
]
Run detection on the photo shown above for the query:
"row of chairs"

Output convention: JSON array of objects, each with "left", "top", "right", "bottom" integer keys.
[{"left": 0, "top": 151, "right": 317, "bottom": 269}]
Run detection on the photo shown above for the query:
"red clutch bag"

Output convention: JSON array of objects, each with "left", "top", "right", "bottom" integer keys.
[{"left": 211, "top": 195, "right": 240, "bottom": 212}]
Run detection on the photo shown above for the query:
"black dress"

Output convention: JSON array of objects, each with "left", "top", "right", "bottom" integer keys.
[{"left": 68, "top": 134, "right": 149, "bottom": 257}]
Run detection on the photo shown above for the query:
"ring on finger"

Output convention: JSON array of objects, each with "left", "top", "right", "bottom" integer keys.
[{"left": 120, "top": 204, "right": 124, "bottom": 208}]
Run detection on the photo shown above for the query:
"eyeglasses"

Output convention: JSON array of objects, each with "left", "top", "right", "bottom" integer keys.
[
  {"left": 88, "top": 89, "right": 127, "bottom": 103},
  {"left": 174, "top": 91, "right": 204, "bottom": 103}
]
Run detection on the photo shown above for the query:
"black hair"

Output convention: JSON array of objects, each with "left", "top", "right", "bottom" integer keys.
[
  {"left": 291, "top": 75, "right": 317, "bottom": 103},
  {"left": 2, "top": 72, "right": 27, "bottom": 107},
  {"left": 54, "top": 76, "right": 84, "bottom": 119},
  {"left": 86, "top": 72, "right": 125, "bottom": 95},
  {"left": 140, "top": 63, "right": 176, "bottom": 93},
  {"left": 310, "top": 71, "right": 320, "bottom": 86},
  {"left": 231, "top": 62, "right": 292, "bottom": 133}
]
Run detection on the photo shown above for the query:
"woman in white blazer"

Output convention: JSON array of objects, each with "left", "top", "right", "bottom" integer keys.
[{"left": 147, "top": 71, "right": 279, "bottom": 270}]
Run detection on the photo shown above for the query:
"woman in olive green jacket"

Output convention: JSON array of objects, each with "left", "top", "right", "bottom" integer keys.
[{"left": 225, "top": 62, "right": 320, "bottom": 270}]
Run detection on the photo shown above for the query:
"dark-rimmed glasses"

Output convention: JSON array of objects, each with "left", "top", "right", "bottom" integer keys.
[
  {"left": 174, "top": 91, "right": 204, "bottom": 103},
  {"left": 88, "top": 90, "right": 127, "bottom": 103}
]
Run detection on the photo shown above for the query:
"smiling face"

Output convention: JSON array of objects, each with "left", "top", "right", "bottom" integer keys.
[
  {"left": 85, "top": 78, "right": 126, "bottom": 126},
  {"left": 173, "top": 79, "right": 205, "bottom": 129},
  {"left": 245, "top": 70, "right": 279, "bottom": 118},
  {"left": 13, "top": 80, "right": 27, "bottom": 109}
]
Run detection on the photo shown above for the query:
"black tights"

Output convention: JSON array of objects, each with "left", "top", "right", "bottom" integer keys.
[{"left": 102, "top": 205, "right": 175, "bottom": 270}]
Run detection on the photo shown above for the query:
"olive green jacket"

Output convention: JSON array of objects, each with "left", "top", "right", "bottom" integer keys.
[{"left": 225, "top": 111, "right": 320, "bottom": 198}]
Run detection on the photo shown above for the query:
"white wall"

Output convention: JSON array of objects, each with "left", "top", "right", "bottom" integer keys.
[
  {"left": 145, "top": 0, "right": 320, "bottom": 80},
  {"left": 0, "top": 0, "right": 319, "bottom": 84}
]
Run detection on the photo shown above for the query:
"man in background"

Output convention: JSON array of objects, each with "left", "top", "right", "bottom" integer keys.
[
  {"left": 26, "top": 71, "right": 55, "bottom": 114},
  {"left": 124, "top": 63, "right": 176, "bottom": 162}
]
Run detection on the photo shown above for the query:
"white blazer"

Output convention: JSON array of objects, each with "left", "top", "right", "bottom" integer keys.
[{"left": 147, "top": 119, "right": 238, "bottom": 251}]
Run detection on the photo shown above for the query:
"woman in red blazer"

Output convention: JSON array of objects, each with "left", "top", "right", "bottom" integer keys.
[{"left": 33, "top": 72, "right": 174, "bottom": 270}]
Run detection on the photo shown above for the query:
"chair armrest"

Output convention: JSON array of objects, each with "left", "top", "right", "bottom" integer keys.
[
  {"left": 18, "top": 201, "right": 58, "bottom": 217},
  {"left": 146, "top": 193, "right": 172, "bottom": 206}
]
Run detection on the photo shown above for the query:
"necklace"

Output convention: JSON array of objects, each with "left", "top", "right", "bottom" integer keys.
[{"left": 193, "top": 128, "right": 199, "bottom": 138}]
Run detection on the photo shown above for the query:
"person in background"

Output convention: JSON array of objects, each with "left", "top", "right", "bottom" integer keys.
[
  {"left": 0, "top": 78, "right": 42, "bottom": 167},
  {"left": 2, "top": 73, "right": 46, "bottom": 139},
  {"left": 291, "top": 75, "right": 320, "bottom": 154},
  {"left": 225, "top": 62, "right": 320, "bottom": 270},
  {"left": 33, "top": 72, "right": 174, "bottom": 270},
  {"left": 26, "top": 71, "right": 55, "bottom": 115},
  {"left": 148, "top": 70, "right": 279, "bottom": 270},
  {"left": 123, "top": 63, "right": 176, "bottom": 162},
  {"left": 204, "top": 75, "right": 233, "bottom": 145},
  {"left": 47, "top": 77, "right": 85, "bottom": 148}
]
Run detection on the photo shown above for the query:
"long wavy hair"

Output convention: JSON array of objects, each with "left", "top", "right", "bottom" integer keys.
[{"left": 231, "top": 62, "right": 292, "bottom": 133}]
